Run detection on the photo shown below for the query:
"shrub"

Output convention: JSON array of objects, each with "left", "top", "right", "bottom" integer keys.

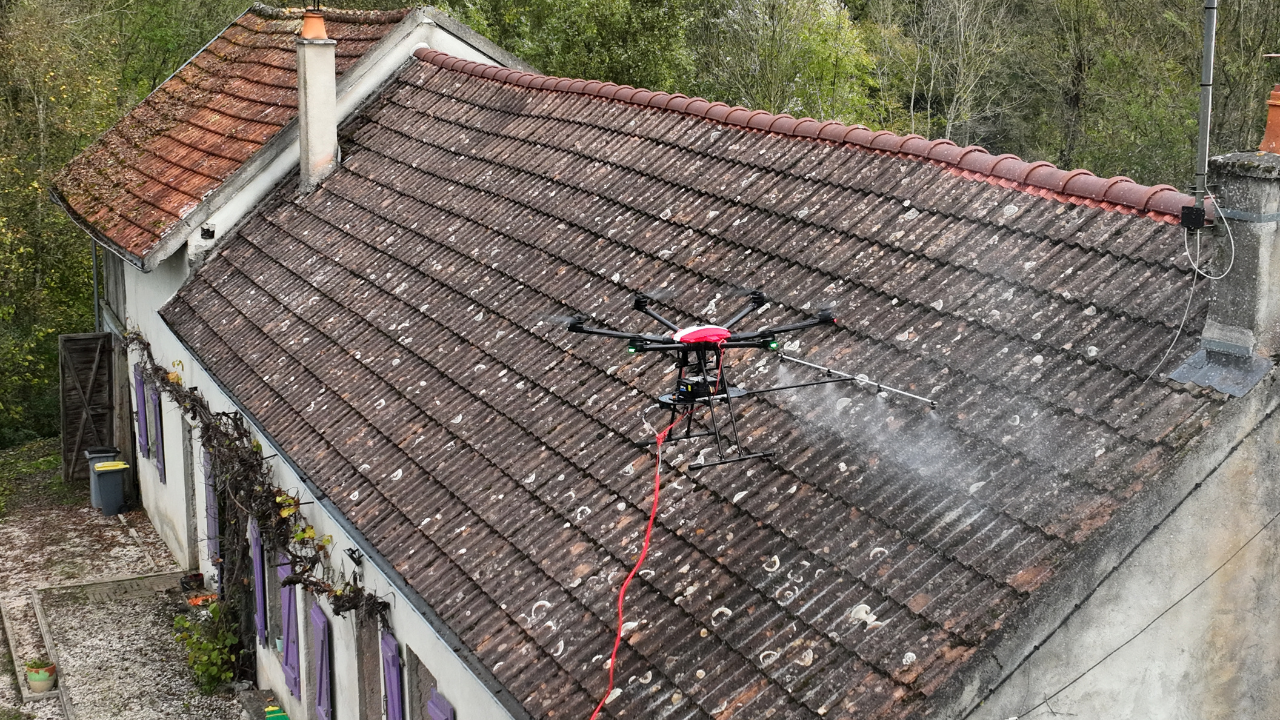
[{"left": 172, "top": 601, "right": 238, "bottom": 693}]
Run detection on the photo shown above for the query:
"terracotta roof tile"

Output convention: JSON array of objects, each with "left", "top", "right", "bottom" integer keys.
[{"left": 54, "top": 4, "right": 406, "bottom": 261}]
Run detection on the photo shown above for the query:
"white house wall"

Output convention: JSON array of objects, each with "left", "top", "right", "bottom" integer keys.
[
  {"left": 970, "top": 398, "right": 1280, "bottom": 720},
  {"left": 124, "top": 247, "right": 198, "bottom": 567}
]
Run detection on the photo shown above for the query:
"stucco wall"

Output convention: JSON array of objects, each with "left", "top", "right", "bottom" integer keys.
[
  {"left": 970, "top": 400, "right": 1280, "bottom": 720},
  {"left": 124, "top": 247, "right": 198, "bottom": 568}
]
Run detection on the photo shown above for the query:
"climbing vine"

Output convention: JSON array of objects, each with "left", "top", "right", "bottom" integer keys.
[{"left": 126, "top": 333, "right": 387, "bottom": 675}]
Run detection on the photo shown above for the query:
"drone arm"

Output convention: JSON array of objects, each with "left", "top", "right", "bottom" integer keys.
[
  {"left": 639, "top": 306, "right": 681, "bottom": 333},
  {"left": 633, "top": 293, "right": 682, "bottom": 333},
  {"left": 568, "top": 321, "right": 667, "bottom": 343},
  {"left": 760, "top": 313, "right": 837, "bottom": 337},
  {"left": 723, "top": 291, "right": 767, "bottom": 329}
]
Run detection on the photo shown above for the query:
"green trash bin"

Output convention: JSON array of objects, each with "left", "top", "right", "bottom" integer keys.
[{"left": 90, "top": 461, "right": 129, "bottom": 516}]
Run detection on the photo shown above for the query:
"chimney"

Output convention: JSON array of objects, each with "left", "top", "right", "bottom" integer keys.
[
  {"left": 1262, "top": 84, "right": 1280, "bottom": 154},
  {"left": 1171, "top": 85, "right": 1280, "bottom": 394},
  {"left": 297, "top": 10, "right": 338, "bottom": 193}
]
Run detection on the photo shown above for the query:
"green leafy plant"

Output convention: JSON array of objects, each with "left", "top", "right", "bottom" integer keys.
[
  {"left": 172, "top": 602, "right": 237, "bottom": 694},
  {"left": 23, "top": 657, "right": 51, "bottom": 670}
]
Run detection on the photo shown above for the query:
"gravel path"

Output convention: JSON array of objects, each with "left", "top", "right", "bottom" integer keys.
[
  {"left": 42, "top": 588, "right": 240, "bottom": 720},
  {"left": 0, "top": 439, "right": 237, "bottom": 720}
]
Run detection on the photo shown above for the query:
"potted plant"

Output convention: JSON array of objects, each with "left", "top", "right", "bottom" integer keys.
[{"left": 24, "top": 657, "right": 56, "bottom": 693}]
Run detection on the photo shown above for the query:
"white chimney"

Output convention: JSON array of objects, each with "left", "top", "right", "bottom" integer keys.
[{"left": 297, "top": 10, "right": 339, "bottom": 193}]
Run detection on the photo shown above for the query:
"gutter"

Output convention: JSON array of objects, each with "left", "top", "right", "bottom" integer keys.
[{"left": 160, "top": 316, "right": 533, "bottom": 720}]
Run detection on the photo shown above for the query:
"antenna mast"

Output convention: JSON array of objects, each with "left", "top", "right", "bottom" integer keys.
[{"left": 1193, "top": 0, "right": 1218, "bottom": 209}]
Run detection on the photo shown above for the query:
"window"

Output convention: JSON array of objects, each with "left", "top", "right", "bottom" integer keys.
[
  {"left": 252, "top": 517, "right": 270, "bottom": 640},
  {"left": 381, "top": 631, "right": 403, "bottom": 720},
  {"left": 133, "top": 364, "right": 149, "bottom": 458},
  {"left": 308, "top": 599, "right": 333, "bottom": 720},
  {"left": 266, "top": 551, "right": 284, "bottom": 652},
  {"left": 279, "top": 555, "right": 301, "bottom": 697},
  {"left": 204, "top": 449, "right": 219, "bottom": 564},
  {"left": 405, "top": 648, "right": 446, "bottom": 720},
  {"left": 426, "top": 690, "right": 454, "bottom": 720},
  {"left": 146, "top": 381, "right": 165, "bottom": 483},
  {"left": 355, "top": 613, "right": 382, "bottom": 720}
]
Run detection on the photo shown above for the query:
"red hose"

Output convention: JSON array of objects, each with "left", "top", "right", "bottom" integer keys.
[{"left": 588, "top": 410, "right": 688, "bottom": 719}]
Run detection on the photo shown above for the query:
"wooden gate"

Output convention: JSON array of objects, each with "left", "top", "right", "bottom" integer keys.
[{"left": 59, "top": 333, "right": 114, "bottom": 484}]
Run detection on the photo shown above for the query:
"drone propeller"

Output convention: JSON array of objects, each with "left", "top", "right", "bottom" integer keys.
[
  {"left": 640, "top": 285, "right": 680, "bottom": 302},
  {"left": 541, "top": 314, "right": 584, "bottom": 327}
]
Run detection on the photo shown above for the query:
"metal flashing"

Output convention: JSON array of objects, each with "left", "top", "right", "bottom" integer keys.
[{"left": 1170, "top": 348, "right": 1274, "bottom": 397}]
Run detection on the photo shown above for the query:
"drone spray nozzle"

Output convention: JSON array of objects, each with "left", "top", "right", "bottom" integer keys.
[
  {"left": 817, "top": 308, "right": 837, "bottom": 323},
  {"left": 633, "top": 293, "right": 652, "bottom": 311}
]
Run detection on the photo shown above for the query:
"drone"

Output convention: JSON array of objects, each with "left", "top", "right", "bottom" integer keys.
[{"left": 566, "top": 290, "right": 937, "bottom": 470}]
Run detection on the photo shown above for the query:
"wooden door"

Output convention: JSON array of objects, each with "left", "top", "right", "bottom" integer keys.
[{"left": 59, "top": 332, "right": 114, "bottom": 484}]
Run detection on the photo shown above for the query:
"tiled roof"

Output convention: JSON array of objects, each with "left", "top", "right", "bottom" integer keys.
[
  {"left": 53, "top": 4, "right": 407, "bottom": 262},
  {"left": 161, "top": 52, "right": 1225, "bottom": 720},
  {"left": 411, "top": 51, "right": 1213, "bottom": 227}
]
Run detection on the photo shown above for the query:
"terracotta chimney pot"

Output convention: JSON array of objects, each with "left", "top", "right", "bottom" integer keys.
[
  {"left": 1262, "top": 84, "right": 1280, "bottom": 154},
  {"left": 300, "top": 10, "right": 327, "bottom": 40}
]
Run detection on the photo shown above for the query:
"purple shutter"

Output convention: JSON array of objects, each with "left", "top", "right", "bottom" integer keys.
[
  {"left": 427, "top": 689, "right": 455, "bottom": 720},
  {"left": 381, "top": 631, "right": 403, "bottom": 720},
  {"left": 249, "top": 520, "right": 267, "bottom": 645},
  {"left": 133, "top": 365, "right": 149, "bottom": 456},
  {"left": 204, "top": 449, "right": 218, "bottom": 562},
  {"left": 280, "top": 556, "right": 300, "bottom": 696},
  {"left": 311, "top": 604, "right": 332, "bottom": 720},
  {"left": 149, "top": 384, "right": 166, "bottom": 483}
]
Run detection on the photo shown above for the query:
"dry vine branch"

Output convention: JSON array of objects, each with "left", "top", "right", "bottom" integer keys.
[{"left": 126, "top": 333, "right": 387, "bottom": 675}]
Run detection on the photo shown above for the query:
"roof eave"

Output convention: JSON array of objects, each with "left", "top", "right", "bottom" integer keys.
[
  {"left": 157, "top": 310, "right": 536, "bottom": 720},
  {"left": 48, "top": 185, "right": 147, "bottom": 272}
]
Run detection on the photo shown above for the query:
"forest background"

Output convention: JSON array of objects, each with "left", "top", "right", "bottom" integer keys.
[{"left": 0, "top": 0, "right": 1276, "bottom": 447}]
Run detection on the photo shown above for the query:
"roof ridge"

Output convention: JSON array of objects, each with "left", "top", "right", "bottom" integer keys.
[
  {"left": 249, "top": 2, "right": 411, "bottom": 24},
  {"left": 413, "top": 48, "right": 1212, "bottom": 226}
]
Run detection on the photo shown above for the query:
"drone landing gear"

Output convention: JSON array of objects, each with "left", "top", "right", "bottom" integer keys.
[{"left": 646, "top": 346, "right": 767, "bottom": 470}]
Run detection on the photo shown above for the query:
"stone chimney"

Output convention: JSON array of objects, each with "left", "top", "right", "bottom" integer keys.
[
  {"left": 297, "top": 10, "right": 339, "bottom": 193},
  {"left": 1172, "top": 85, "right": 1280, "bottom": 394},
  {"left": 1201, "top": 108, "right": 1280, "bottom": 358}
]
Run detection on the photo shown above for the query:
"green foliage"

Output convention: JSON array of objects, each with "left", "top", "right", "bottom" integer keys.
[
  {"left": 0, "top": 0, "right": 247, "bottom": 449},
  {"left": 0, "top": 437, "right": 61, "bottom": 516},
  {"left": 690, "top": 0, "right": 878, "bottom": 121},
  {"left": 866, "top": 0, "right": 1279, "bottom": 185},
  {"left": 22, "top": 657, "right": 51, "bottom": 670},
  {"left": 173, "top": 602, "right": 238, "bottom": 694},
  {"left": 442, "top": 0, "right": 699, "bottom": 92}
]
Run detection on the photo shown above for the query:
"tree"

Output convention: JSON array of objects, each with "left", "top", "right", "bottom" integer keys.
[{"left": 690, "top": 0, "right": 879, "bottom": 123}]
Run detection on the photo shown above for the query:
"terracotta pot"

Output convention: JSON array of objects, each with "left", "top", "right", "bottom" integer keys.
[{"left": 26, "top": 663, "right": 56, "bottom": 693}]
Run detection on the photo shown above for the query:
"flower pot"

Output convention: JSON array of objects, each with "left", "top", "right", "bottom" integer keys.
[{"left": 26, "top": 663, "right": 56, "bottom": 693}]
